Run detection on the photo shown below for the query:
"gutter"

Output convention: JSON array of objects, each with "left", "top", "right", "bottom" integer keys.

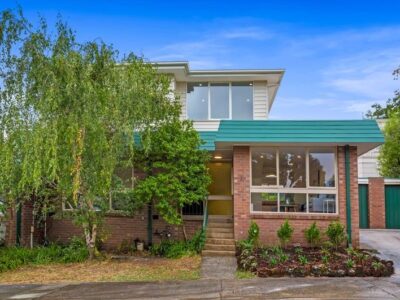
[{"left": 345, "top": 145, "right": 352, "bottom": 247}]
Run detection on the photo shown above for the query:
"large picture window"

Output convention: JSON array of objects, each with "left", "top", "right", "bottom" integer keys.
[
  {"left": 186, "top": 82, "right": 253, "bottom": 120},
  {"left": 251, "top": 147, "right": 337, "bottom": 214}
]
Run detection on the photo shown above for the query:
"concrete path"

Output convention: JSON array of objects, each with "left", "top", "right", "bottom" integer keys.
[
  {"left": 1, "top": 277, "right": 400, "bottom": 299},
  {"left": 200, "top": 256, "right": 237, "bottom": 279},
  {"left": 360, "top": 229, "right": 400, "bottom": 275}
]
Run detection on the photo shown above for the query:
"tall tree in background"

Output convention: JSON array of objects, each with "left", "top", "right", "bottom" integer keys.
[
  {"left": 0, "top": 8, "right": 178, "bottom": 258},
  {"left": 366, "top": 66, "right": 399, "bottom": 119},
  {"left": 366, "top": 66, "right": 400, "bottom": 178}
]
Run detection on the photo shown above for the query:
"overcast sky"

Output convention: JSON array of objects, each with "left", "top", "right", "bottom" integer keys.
[{"left": 3, "top": 1, "right": 400, "bottom": 119}]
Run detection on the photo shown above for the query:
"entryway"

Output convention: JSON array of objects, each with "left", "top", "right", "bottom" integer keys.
[{"left": 385, "top": 185, "right": 400, "bottom": 229}]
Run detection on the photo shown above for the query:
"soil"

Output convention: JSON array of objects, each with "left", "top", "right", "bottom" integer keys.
[{"left": 237, "top": 246, "right": 394, "bottom": 277}]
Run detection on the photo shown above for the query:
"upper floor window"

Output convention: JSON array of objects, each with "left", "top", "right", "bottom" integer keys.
[{"left": 187, "top": 82, "right": 253, "bottom": 120}]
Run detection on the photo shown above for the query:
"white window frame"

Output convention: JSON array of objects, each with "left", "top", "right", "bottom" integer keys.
[
  {"left": 186, "top": 82, "right": 254, "bottom": 121},
  {"left": 250, "top": 146, "right": 338, "bottom": 215}
]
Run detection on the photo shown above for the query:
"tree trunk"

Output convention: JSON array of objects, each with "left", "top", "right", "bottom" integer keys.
[
  {"left": 181, "top": 208, "right": 187, "bottom": 241},
  {"left": 84, "top": 223, "right": 97, "bottom": 260}
]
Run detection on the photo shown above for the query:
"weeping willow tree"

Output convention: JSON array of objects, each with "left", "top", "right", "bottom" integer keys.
[{"left": 0, "top": 8, "right": 179, "bottom": 258}]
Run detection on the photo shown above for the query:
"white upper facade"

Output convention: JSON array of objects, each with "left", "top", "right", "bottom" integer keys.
[{"left": 155, "top": 62, "right": 284, "bottom": 126}]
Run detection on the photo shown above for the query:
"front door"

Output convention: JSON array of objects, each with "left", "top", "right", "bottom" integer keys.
[{"left": 207, "top": 162, "right": 232, "bottom": 215}]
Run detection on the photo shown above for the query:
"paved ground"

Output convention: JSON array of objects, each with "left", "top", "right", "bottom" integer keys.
[
  {"left": 360, "top": 229, "right": 400, "bottom": 274},
  {"left": 201, "top": 256, "right": 237, "bottom": 279},
  {"left": 1, "top": 277, "right": 400, "bottom": 299}
]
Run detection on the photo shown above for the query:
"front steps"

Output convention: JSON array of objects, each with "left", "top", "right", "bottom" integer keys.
[{"left": 202, "top": 216, "right": 236, "bottom": 256}]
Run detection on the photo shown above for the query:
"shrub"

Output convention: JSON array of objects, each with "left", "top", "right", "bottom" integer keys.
[
  {"left": 298, "top": 255, "right": 308, "bottom": 265},
  {"left": 346, "top": 259, "right": 354, "bottom": 269},
  {"left": 277, "top": 220, "right": 293, "bottom": 248},
  {"left": 304, "top": 222, "right": 321, "bottom": 247},
  {"left": 247, "top": 221, "right": 260, "bottom": 246},
  {"left": 188, "top": 229, "right": 206, "bottom": 253},
  {"left": 0, "top": 237, "right": 88, "bottom": 272},
  {"left": 150, "top": 229, "right": 205, "bottom": 258},
  {"left": 326, "top": 221, "right": 346, "bottom": 250}
]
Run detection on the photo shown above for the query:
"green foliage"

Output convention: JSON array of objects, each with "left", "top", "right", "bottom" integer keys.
[
  {"left": 237, "top": 239, "right": 254, "bottom": 252},
  {"left": 346, "top": 258, "right": 354, "bottom": 269},
  {"left": 298, "top": 255, "right": 308, "bottom": 265},
  {"left": 322, "top": 255, "right": 329, "bottom": 264},
  {"left": 278, "top": 253, "right": 288, "bottom": 263},
  {"left": 0, "top": 237, "right": 88, "bottom": 272},
  {"left": 133, "top": 119, "right": 211, "bottom": 225},
  {"left": 235, "top": 270, "right": 256, "bottom": 279},
  {"left": 277, "top": 220, "right": 294, "bottom": 248},
  {"left": 150, "top": 230, "right": 205, "bottom": 258},
  {"left": 304, "top": 222, "right": 321, "bottom": 247},
  {"left": 378, "top": 112, "right": 400, "bottom": 178},
  {"left": 372, "top": 261, "right": 384, "bottom": 271},
  {"left": 294, "top": 246, "right": 303, "bottom": 255},
  {"left": 326, "top": 221, "right": 346, "bottom": 250},
  {"left": 247, "top": 221, "right": 260, "bottom": 246},
  {"left": 0, "top": 8, "right": 179, "bottom": 258},
  {"left": 271, "top": 246, "right": 284, "bottom": 256},
  {"left": 269, "top": 257, "right": 278, "bottom": 267}
]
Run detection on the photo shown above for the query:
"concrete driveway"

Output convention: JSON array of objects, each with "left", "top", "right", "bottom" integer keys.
[{"left": 360, "top": 229, "right": 400, "bottom": 275}]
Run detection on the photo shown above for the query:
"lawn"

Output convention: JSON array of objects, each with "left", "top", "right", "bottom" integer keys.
[{"left": 0, "top": 256, "right": 201, "bottom": 284}]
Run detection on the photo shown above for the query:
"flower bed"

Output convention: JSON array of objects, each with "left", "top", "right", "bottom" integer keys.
[{"left": 237, "top": 246, "right": 394, "bottom": 277}]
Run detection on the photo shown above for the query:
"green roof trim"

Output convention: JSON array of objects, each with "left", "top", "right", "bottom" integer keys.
[{"left": 215, "top": 120, "right": 384, "bottom": 144}]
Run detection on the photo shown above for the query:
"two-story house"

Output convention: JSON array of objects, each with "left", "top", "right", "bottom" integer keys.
[{"left": 4, "top": 62, "right": 384, "bottom": 253}]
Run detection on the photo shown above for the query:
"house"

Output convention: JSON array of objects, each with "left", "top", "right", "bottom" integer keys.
[
  {"left": 357, "top": 120, "right": 400, "bottom": 230},
  {"left": 3, "top": 62, "right": 385, "bottom": 252}
]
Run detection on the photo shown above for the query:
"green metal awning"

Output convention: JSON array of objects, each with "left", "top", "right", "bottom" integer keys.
[{"left": 198, "top": 120, "right": 384, "bottom": 154}]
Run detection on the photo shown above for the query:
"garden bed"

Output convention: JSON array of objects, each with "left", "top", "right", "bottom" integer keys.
[{"left": 237, "top": 246, "right": 394, "bottom": 277}]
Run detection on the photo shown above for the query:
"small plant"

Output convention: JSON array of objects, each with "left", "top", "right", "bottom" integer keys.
[
  {"left": 271, "top": 246, "right": 284, "bottom": 256},
  {"left": 346, "top": 259, "right": 354, "bottom": 269},
  {"left": 260, "top": 248, "right": 269, "bottom": 260},
  {"left": 346, "top": 247, "right": 357, "bottom": 257},
  {"left": 372, "top": 261, "right": 383, "bottom": 271},
  {"left": 248, "top": 221, "right": 260, "bottom": 246},
  {"left": 326, "top": 221, "right": 346, "bottom": 250},
  {"left": 277, "top": 220, "right": 294, "bottom": 248},
  {"left": 298, "top": 255, "right": 308, "bottom": 265},
  {"left": 237, "top": 239, "right": 254, "bottom": 252},
  {"left": 294, "top": 246, "right": 303, "bottom": 255},
  {"left": 322, "top": 255, "right": 329, "bottom": 264},
  {"left": 278, "top": 253, "right": 289, "bottom": 263},
  {"left": 304, "top": 222, "right": 321, "bottom": 247},
  {"left": 269, "top": 257, "right": 278, "bottom": 267}
]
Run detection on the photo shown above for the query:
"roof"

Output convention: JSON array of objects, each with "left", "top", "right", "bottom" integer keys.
[{"left": 198, "top": 120, "right": 384, "bottom": 155}]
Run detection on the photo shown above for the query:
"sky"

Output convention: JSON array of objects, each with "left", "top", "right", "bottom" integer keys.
[{"left": 2, "top": 1, "right": 400, "bottom": 119}]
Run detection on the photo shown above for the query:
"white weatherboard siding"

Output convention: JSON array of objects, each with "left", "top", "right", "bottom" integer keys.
[
  {"left": 253, "top": 81, "right": 268, "bottom": 120},
  {"left": 193, "top": 121, "right": 220, "bottom": 131},
  {"left": 358, "top": 146, "right": 380, "bottom": 178},
  {"left": 175, "top": 81, "right": 187, "bottom": 120}
]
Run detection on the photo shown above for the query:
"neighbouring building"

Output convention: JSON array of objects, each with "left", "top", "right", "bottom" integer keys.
[
  {"left": 3, "top": 62, "right": 385, "bottom": 252},
  {"left": 357, "top": 119, "right": 400, "bottom": 230}
]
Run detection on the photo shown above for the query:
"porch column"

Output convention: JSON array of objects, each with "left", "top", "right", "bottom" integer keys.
[
  {"left": 368, "top": 177, "right": 385, "bottom": 229},
  {"left": 233, "top": 146, "right": 251, "bottom": 241},
  {"left": 338, "top": 146, "right": 360, "bottom": 247}
]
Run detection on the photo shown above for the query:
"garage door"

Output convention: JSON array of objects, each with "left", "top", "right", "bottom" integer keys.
[
  {"left": 359, "top": 184, "right": 369, "bottom": 229},
  {"left": 385, "top": 185, "right": 400, "bottom": 229}
]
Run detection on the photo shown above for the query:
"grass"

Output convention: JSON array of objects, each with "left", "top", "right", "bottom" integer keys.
[
  {"left": 0, "top": 255, "right": 201, "bottom": 284},
  {"left": 235, "top": 270, "right": 256, "bottom": 279}
]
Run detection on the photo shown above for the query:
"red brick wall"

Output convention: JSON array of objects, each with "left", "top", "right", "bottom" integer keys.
[
  {"left": 47, "top": 212, "right": 202, "bottom": 250},
  {"left": 368, "top": 177, "right": 385, "bottom": 229},
  {"left": 233, "top": 146, "right": 251, "bottom": 241},
  {"left": 232, "top": 145, "right": 360, "bottom": 247}
]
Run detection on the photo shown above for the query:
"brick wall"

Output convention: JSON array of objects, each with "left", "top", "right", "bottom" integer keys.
[
  {"left": 368, "top": 177, "right": 385, "bottom": 229},
  {"left": 232, "top": 145, "right": 360, "bottom": 247},
  {"left": 233, "top": 146, "right": 251, "bottom": 241},
  {"left": 47, "top": 212, "right": 202, "bottom": 250}
]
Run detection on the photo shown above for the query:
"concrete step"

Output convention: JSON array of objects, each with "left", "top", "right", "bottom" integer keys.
[
  {"left": 206, "top": 238, "right": 236, "bottom": 245},
  {"left": 206, "top": 231, "right": 234, "bottom": 239},
  {"left": 204, "top": 243, "right": 236, "bottom": 251},
  {"left": 208, "top": 215, "right": 233, "bottom": 223},
  {"left": 207, "top": 227, "right": 233, "bottom": 234},
  {"left": 207, "top": 222, "right": 233, "bottom": 228},
  {"left": 202, "top": 250, "right": 236, "bottom": 257}
]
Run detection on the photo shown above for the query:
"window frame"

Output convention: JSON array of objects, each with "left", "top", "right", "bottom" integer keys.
[
  {"left": 250, "top": 146, "right": 338, "bottom": 215},
  {"left": 186, "top": 82, "right": 254, "bottom": 121}
]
